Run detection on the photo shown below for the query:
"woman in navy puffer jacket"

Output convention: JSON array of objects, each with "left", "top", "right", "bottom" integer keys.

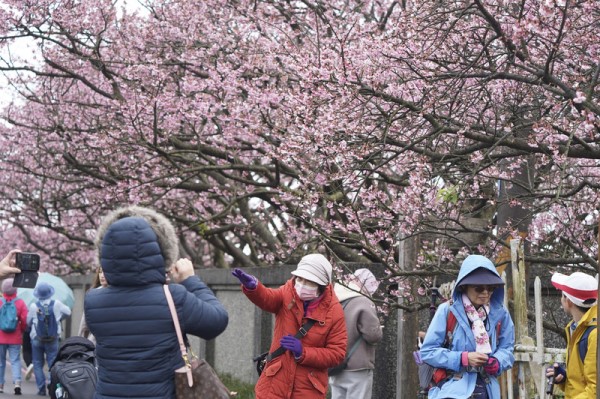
[{"left": 85, "top": 206, "right": 229, "bottom": 399}]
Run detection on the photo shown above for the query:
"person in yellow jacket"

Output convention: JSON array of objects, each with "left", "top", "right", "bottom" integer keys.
[{"left": 546, "top": 271, "right": 597, "bottom": 398}]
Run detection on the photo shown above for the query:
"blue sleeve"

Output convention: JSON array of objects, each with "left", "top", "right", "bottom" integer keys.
[
  {"left": 420, "top": 303, "right": 462, "bottom": 372},
  {"left": 490, "top": 308, "right": 515, "bottom": 372},
  {"left": 172, "top": 276, "right": 229, "bottom": 340}
]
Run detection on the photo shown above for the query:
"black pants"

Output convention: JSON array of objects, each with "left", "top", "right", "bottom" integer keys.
[
  {"left": 22, "top": 330, "right": 32, "bottom": 366},
  {"left": 470, "top": 375, "right": 489, "bottom": 398}
]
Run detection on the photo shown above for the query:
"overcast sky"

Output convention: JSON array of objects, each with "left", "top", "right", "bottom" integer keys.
[{"left": 0, "top": 0, "right": 147, "bottom": 111}]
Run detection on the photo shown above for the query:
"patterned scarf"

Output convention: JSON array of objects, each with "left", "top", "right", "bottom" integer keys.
[{"left": 462, "top": 293, "right": 492, "bottom": 354}]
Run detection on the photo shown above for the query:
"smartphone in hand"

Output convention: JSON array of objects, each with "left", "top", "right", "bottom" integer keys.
[{"left": 12, "top": 252, "right": 40, "bottom": 288}]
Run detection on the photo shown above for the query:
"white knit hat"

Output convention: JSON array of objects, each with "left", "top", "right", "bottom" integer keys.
[
  {"left": 353, "top": 268, "right": 379, "bottom": 295},
  {"left": 1, "top": 278, "right": 17, "bottom": 296},
  {"left": 291, "top": 254, "right": 332, "bottom": 286}
]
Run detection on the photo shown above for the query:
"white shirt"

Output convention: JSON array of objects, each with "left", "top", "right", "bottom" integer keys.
[{"left": 26, "top": 298, "right": 71, "bottom": 341}]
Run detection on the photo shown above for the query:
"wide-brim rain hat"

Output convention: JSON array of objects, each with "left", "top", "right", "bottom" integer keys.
[
  {"left": 33, "top": 282, "right": 55, "bottom": 300},
  {"left": 457, "top": 268, "right": 505, "bottom": 288}
]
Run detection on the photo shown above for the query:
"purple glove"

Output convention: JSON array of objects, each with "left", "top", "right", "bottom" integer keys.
[
  {"left": 232, "top": 268, "right": 257, "bottom": 290},
  {"left": 280, "top": 334, "right": 303, "bottom": 358},
  {"left": 484, "top": 356, "right": 499, "bottom": 375}
]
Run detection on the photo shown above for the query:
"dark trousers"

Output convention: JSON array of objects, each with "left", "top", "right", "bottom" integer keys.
[{"left": 22, "top": 331, "right": 32, "bottom": 366}]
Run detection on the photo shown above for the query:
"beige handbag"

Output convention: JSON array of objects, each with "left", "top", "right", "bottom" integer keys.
[{"left": 163, "top": 285, "right": 234, "bottom": 399}]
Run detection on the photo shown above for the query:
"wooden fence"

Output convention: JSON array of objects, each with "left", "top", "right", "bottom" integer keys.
[{"left": 503, "top": 238, "right": 566, "bottom": 399}]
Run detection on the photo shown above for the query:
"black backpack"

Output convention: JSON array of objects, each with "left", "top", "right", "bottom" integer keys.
[
  {"left": 578, "top": 325, "right": 597, "bottom": 361},
  {"left": 49, "top": 336, "right": 97, "bottom": 399}
]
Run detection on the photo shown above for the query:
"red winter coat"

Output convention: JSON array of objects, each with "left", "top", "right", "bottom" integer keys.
[
  {"left": 243, "top": 279, "right": 347, "bottom": 399},
  {"left": 0, "top": 293, "right": 28, "bottom": 345}
]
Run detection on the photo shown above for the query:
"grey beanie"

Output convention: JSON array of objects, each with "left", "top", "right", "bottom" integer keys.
[
  {"left": 1, "top": 278, "right": 17, "bottom": 296},
  {"left": 291, "top": 254, "right": 333, "bottom": 286}
]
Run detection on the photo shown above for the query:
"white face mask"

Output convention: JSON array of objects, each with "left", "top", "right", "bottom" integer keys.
[{"left": 295, "top": 281, "right": 319, "bottom": 301}]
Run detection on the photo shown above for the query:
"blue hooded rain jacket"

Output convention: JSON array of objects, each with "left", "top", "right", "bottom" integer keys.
[{"left": 420, "top": 255, "right": 515, "bottom": 399}]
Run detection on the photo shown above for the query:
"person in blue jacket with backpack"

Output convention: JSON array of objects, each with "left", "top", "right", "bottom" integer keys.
[
  {"left": 85, "top": 206, "right": 229, "bottom": 399},
  {"left": 420, "top": 254, "right": 515, "bottom": 398},
  {"left": 27, "top": 282, "right": 71, "bottom": 396}
]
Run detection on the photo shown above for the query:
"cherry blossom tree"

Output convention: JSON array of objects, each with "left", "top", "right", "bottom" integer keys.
[{"left": 0, "top": 0, "right": 598, "bottom": 299}]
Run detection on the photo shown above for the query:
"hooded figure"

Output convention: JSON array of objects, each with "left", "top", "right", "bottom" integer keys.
[
  {"left": 232, "top": 254, "right": 347, "bottom": 399},
  {"left": 84, "top": 206, "right": 229, "bottom": 399},
  {"left": 329, "top": 268, "right": 383, "bottom": 399},
  {"left": 420, "top": 255, "right": 515, "bottom": 399}
]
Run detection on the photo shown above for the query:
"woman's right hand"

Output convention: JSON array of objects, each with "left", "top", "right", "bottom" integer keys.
[
  {"left": 0, "top": 249, "right": 22, "bottom": 278},
  {"left": 170, "top": 258, "right": 195, "bottom": 283},
  {"left": 467, "top": 352, "right": 489, "bottom": 367},
  {"left": 232, "top": 268, "right": 257, "bottom": 289}
]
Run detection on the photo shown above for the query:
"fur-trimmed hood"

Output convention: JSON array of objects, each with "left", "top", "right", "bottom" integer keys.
[{"left": 95, "top": 206, "right": 179, "bottom": 287}]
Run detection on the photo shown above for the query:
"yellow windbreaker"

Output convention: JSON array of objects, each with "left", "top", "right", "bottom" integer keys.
[{"left": 559, "top": 304, "right": 597, "bottom": 399}]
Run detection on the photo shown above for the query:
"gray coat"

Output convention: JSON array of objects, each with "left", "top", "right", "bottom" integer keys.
[{"left": 334, "top": 283, "right": 383, "bottom": 370}]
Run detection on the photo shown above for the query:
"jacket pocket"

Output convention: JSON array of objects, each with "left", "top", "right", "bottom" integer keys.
[
  {"left": 264, "top": 359, "right": 282, "bottom": 377},
  {"left": 307, "top": 371, "right": 327, "bottom": 394}
]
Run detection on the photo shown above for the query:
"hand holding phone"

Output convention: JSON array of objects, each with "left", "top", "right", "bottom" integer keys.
[
  {"left": 0, "top": 250, "right": 22, "bottom": 279},
  {"left": 12, "top": 252, "right": 40, "bottom": 288}
]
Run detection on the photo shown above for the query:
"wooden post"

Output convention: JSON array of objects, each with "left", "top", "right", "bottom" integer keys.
[
  {"left": 535, "top": 277, "right": 546, "bottom": 398},
  {"left": 502, "top": 270, "right": 513, "bottom": 398},
  {"left": 511, "top": 238, "right": 528, "bottom": 398},
  {"left": 396, "top": 235, "right": 419, "bottom": 399}
]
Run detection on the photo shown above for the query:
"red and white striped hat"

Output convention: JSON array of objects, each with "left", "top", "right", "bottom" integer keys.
[{"left": 551, "top": 272, "right": 598, "bottom": 308}]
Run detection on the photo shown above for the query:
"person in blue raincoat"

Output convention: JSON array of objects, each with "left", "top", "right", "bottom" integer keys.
[{"left": 420, "top": 255, "right": 515, "bottom": 399}]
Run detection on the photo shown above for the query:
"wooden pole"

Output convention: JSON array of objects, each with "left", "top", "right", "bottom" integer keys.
[
  {"left": 511, "top": 238, "right": 528, "bottom": 398},
  {"left": 396, "top": 235, "right": 419, "bottom": 399}
]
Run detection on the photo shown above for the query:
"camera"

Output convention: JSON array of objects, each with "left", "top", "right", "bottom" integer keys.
[
  {"left": 13, "top": 252, "right": 41, "bottom": 288},
  {"left": 546, "top": 364, "right": 559, "bottom": 395},
  {"left": 465, "top": 365, "right": 483, "bottom": 373},
  {"left": 15, "top": 252, "right": 41, "bottom": 271}
]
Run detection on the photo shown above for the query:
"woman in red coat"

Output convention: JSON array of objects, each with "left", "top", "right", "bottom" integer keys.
[{"left": 233, "top": 254, "right": 347, "bottom": 399}]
